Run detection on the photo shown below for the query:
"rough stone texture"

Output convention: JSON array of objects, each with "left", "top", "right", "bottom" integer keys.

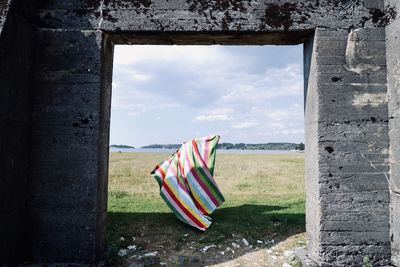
[
  {"left": 27, "top": 29, "right": 113, "bottom": 263},
  {"left": 0, "top": 0, "right": 35, "bottom": 265},
  {"left": 392, "top": 194, "right": 400, "bottom": 266},
  {"left": 304, "top": 33, "right": 321, "bottom": 263},
  {"left": 0, "top": 0, "right": 399, "bottom": 266},
  {"left": 305, "top": 27, "right": 391, "bottom": 266},
  {"left": 35, "top": 0, "right": 389, "bottom": 33},
  {"left": 386, "top": 0, "right": 400, "bottom": 265},
  {"left": 0, "top": 0, "right": 11, "bottom": 37}
]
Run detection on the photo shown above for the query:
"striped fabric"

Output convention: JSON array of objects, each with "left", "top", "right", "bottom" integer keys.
[{"left": 151, "top": 134, "right": 225, "bottom": 231}]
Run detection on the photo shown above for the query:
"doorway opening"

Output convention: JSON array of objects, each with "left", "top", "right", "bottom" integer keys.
[{"left": 106, "top": 44, "right": 306, "bottom": 266}]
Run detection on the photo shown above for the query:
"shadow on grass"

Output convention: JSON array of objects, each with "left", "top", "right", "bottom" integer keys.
[{"left": 106, "top": 204, "right": 305, "bottom": 266}]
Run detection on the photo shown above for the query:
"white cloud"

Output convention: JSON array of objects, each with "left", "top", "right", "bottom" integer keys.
[
  {"left": 232, "top": 121, "right": 259, "bottom": 129},
  {"left": 193, "top": 114, "right": 232, "bottom": 122},
  {"left": 130, "top": 71, "right": 152, "bottom": 82},
  {"left": 112, "top": 86, "right": 180, "bottom": 118},
  {"left": 221, "top": 64, "right": 303, "bottom": 104},
  {"left": 265, "top": 110, "right": 291, "bottom": 121},
  {"left": 193, "top": 108, "right": 234, "bottom": 122},
  {"left": 113, "top": 45, "right": 244, "bottom": 68},
  {"left": 110, "top": 45, "right": 305, "bottom": 145}
]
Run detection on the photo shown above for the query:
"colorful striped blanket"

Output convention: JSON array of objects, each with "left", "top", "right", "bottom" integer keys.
[{"left": 151, "top": 135, "right": 225, "bottom": 231}]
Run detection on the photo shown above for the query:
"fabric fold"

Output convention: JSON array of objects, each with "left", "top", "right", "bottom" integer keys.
[{"left": 151, "top": 134, "right": 225, "bottom": 231}]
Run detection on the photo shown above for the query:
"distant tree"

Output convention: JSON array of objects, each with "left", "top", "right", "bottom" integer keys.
[
  {"left": 235, "top": 143, "right": 246, "bottom": 149},
  {"left": 296, "top": 143, "right": 305, "bottom": 151}
]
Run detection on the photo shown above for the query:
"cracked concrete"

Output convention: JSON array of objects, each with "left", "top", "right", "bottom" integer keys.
[{"left": 0, "top": 0, "right": 399, "bottom": 266}]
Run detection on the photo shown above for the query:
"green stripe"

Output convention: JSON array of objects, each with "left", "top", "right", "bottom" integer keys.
[
  {"left": 207, "top": 138, "right": 219, "bottom": 175},
  {"left": 195, "top": 162, "right": 225, "bottom": 204},
  {"left": 188, "top": 146, "right": 225, "bottom": 205},
  {"left": 160, "top": 191, "right": 187, "bottom": 224},
  {"left": 152, "top": 173, "right": 163, "bottom": 188},
  {"left": 170, "top": 157, "right": 186, "bottom": 186},
  {"left": 191, "top": 146, "right": 224, "bottom": 203}
]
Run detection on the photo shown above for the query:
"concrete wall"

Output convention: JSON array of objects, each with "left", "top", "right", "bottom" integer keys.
[
  {"left": 304, "top": 34, "right": 321, "bottom": 263},
  {"left": 27, "top": 27, "right": 113, "bottom": 264},
  {"left": 0, "top": 0, "right": 11, "bottom": 37},
  {"left": 0, "top": 0, "right": 398, "bottom": 265},
  {"left": 0, "top": 1, "right": 35, "bottom": 265},
  {"left": 386, "top": 0, "right": 400, "bottom": 265},
  {"left": 308, "top": 27, "right": 391, "bottom": 266}
]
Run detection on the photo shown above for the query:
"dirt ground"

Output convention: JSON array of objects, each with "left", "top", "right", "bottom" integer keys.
[{"left": 114, "top": 231, "right": 305, "bottom": 267}]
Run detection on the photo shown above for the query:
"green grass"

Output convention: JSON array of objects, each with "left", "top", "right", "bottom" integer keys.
[{"left": 106, "top": 152, "right": 305, "bottom": 265}]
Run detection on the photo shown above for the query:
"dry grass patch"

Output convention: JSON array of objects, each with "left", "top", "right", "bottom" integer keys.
[{"left": 107, "top": 152, "right": 305, "bottom": 266}]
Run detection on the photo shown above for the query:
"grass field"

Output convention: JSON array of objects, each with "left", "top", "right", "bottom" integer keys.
[{"left": 107, "top": 152, "right": 305, "bottom": 266}]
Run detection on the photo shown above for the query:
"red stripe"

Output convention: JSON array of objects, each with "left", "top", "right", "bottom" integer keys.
[
  {"left": 167, "top": 160, "right": 190, "bottom": 193},
  {"left": 176, "top": 150, "right": 186, "bottom": 178},
  {"left": 158, "top": 166, "right": 166, "bottom": 179},
  {"left": 204, "top": 138, "right": 210, "bottom": 165},
  {"left": 192, "top": 140, "right": 212, "bottom": 178},
  {"left": 195, "top": 200, "right": 209, "bottom": 215},
  {"left": 186, "top": 142, "right": 219, "bottom": 206},
  {"left": 177, "top": 150, "right": 205, "bottom": 213},
  {"left": 163, "top": 181, "right": 207, "bottom": 229},
  {"left": 191, "top": 139, "right": 218, "bottom": 188}
]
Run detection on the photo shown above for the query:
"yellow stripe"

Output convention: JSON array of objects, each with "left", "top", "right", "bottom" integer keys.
[
  {"left": 187, "top": 180, "right": 213, "bottom": 214},
  {"left": 164, "top": 175, "right": 209, "bottom": 225}
]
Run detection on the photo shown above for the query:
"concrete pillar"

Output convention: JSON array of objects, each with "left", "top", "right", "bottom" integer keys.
[
  {"left": 304, "top": 27, "right": 391, "bottom": 266},
  {"left": 386, "top": 0, "right": 400, "bottom": 265},
  {"left": 0, "top": 3, "right": 35, "bottom": 265},
  {"left": 28, "top": 29, "right": 113, "bottom": 263}
]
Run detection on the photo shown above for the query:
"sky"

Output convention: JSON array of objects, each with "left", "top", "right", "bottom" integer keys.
[{"left": 110, "top": 45, "right": 304, "bottom": 147}]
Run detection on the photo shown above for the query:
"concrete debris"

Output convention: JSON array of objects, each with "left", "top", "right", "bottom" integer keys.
[
  {"left": 288, "top": 255, "right": 302, "bottom": 267},
  {"left": 118, "top": 249, "right": 128, "bottom": 257},
  {"left": 127, "top": 245, "right": 137, "bottom": 251},
  {"left": 128, "top": 254, "right": 140, "bottom": 260},
  {"left": 232, "top": 242, "right": 240, "bottom": 248},
  {"left": 143, "top": 251, "right": 158, "bottom": 257},
  {"left": 284, "top": 250, "right": 294, "bottom": 257},
  {"left": 265, "top": 239, "right": 275, "bottom": 246},
  {"left": 242, "top": 238, "right": 249, "bottom": 246},
  {"left": 202, "top": 245, "right": 216, "bottom": 253},
  {"left": 226, "top": 247, "right": 234, "bottom": 254}
]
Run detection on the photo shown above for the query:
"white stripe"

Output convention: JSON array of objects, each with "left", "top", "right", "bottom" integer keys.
[
  {"left": 183, "top": 156, "right": 217, "bottom": 211},
  {"left": 161, "top": 186, "right": 200, "bottom": 228}
]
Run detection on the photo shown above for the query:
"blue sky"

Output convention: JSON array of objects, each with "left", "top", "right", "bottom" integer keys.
[{"left": 110, "top": 45, "right": 304, "bottom": 147}]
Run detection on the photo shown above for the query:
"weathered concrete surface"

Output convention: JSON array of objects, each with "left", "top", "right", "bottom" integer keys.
[
  {"left": 0, "top": 0, "right": 11, "bottom": 37},
  {"left": 386, "top": 0, "right": 400, "bottom": 265},
  {"left": 0, "top": 1, "right": 35, "bottom": 265},
  {"left": 305, "top": 27, "right": 391, "bottom": 266},
  {"left": 27, "top": 30, "right": 113, "bottom": 263},
  {"left": 304, "top": 33, "right": 321, "bottom": 264},
  {"left": 36, "top": 0, "right": 390, "bottom": 34},
  {"left": 0, "top": 0, "right": 399, "bottom": 266}
]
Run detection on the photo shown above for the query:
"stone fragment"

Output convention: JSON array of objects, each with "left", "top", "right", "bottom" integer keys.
[
  {"left": 202, "top": 245, "right": 216, "bottom": 253},
  {"left": 118, "top": 249, "right": 128, "bottom": 257},
  {"left": 284, "top": 250, "right": 294, "bottom": 257},
  {"left": 232, "top": 242, "right": 240, "bottom": 248}
]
